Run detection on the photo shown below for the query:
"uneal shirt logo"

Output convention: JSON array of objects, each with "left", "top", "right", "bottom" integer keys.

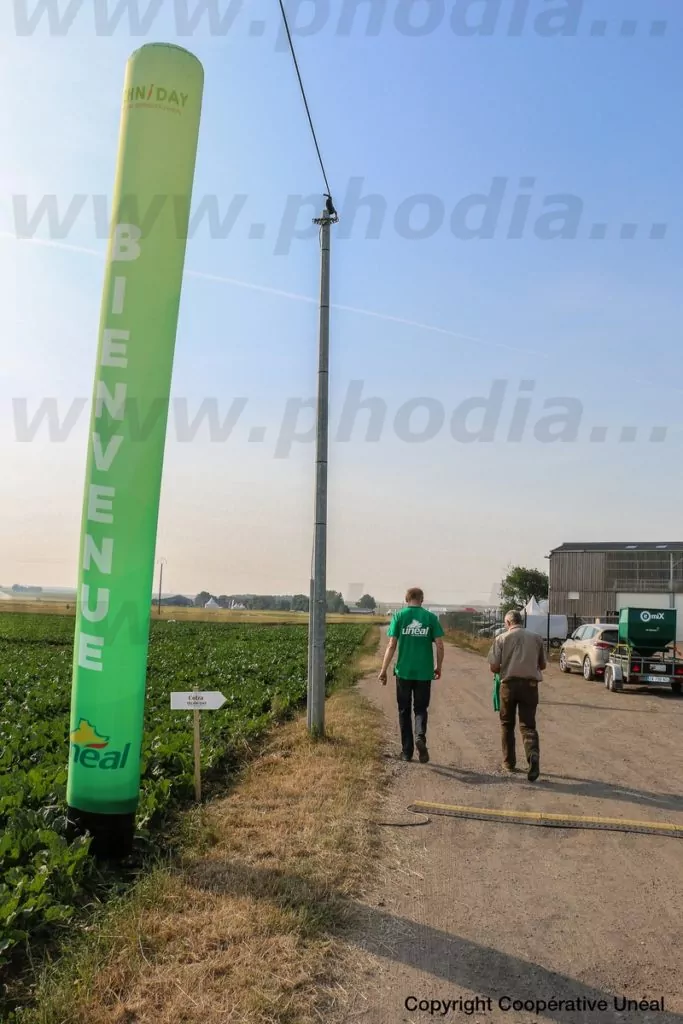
[
  {"left": 640, "top": 610, "right": 665, "bottom": 623},
  {"left": 402, "top": 618, "right": 430, "bottom": 637}
]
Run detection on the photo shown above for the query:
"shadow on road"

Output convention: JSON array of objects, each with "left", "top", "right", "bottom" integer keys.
[
  {"left": 427, "top": 765, "right": 683, "bottom": 813},
  {"left": 615, "top": 688, "right": 683, "bottom": 701},
  {"left": 354, "top": 906, "right": 683, "bottom": 1024},
  {"left": 187, "top": 857, "right": 683, "bottom": 1024},
  {"left": 545, "top": 684, "right": 683, "bottom": 705}
]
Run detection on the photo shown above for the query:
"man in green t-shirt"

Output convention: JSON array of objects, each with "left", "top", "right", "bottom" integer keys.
[{"left": 379, "top": 587, "right": 445, "bottom": 763}]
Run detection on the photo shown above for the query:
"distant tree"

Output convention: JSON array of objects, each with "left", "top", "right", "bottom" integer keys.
[
  {"left": 500, "top": 566, "right": 548, "bottom": 613},
  {"left": 326, "top": 590, "right": 348, "bottom": 613},
  {"left": 194, "top": 590, "right": 212, "bottom": 607},
  {"left": 160, "top": 594, "right": 193, "bottom": 608},
  {"left": 357, "top": 593, "right": 377, "bottom": 610},
  {"left": 291, "top": 594, "right": 310, "bottom": 612}
]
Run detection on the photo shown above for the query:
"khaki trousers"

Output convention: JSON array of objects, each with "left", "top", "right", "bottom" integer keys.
[{"left": 499, "top": 677, "right": 539, "bottom": 768}]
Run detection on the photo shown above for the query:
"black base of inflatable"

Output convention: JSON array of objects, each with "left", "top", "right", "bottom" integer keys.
[{"left": 66, "top": 807, "right": 135, "bottom": 860}]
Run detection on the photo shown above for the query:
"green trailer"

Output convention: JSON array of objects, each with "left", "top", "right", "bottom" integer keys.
[{"left": 603, "top": 608, "right": 683, "bottom": 694}]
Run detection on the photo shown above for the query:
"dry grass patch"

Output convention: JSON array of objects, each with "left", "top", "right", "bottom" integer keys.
[
  {"left": 446, "top": 629, "right": 560, "bottom": 662},
  {"left": 0, "top": 601, "right": 388, "bottom": 625},
  {"left": 24, "top": 652, "right": 386, "bottom": 1024},
  {"left": 445, "top": 630, "right": 492, "bottom": 656}
]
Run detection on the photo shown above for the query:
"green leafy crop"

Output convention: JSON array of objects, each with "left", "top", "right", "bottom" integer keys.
[{"left": 0, "top": 614, "right": 367, "bottom": 967}]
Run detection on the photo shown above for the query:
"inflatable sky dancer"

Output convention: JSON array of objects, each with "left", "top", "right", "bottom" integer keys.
[{"left": 67, "top": 44, "right": 203, "bottom": 858}]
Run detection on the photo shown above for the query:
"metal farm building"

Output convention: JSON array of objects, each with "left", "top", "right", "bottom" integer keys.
[{"left": 548, "top": 542, "right": 683, "bottom": 634}]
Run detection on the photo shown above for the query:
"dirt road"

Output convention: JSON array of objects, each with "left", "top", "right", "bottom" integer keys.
[{"left": 350, "top": 642, "right": 683, "bottom": 1024}]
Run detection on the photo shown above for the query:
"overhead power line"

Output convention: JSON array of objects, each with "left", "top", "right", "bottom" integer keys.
[{"left": 276, "top": 0, "right": 335, "bottom": 206}]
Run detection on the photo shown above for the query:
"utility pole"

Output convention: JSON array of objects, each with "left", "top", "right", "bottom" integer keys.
[
  {"left": 307, "top": 199, "right": 337, "bottom": 736},
  {"left": 307, "top": 573, "right": 314, "bottom": 722},
  {"left": 157, "top": 557, "right": 166, "bottom": 616}
]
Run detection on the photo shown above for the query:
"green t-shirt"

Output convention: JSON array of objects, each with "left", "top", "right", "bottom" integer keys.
[{"left": 387, "top": 606, "right": 444, "bottom": 681}]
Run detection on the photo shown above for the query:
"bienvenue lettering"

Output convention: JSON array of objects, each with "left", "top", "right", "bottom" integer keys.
[{"left": 77, "top": 223, "right": 140, "bottom": 673}]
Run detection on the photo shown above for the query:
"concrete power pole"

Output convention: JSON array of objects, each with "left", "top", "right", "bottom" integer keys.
[
  {"left": 157, "top": 557, "right": 166, "bottom": 616},
  {"left": 307, "top": 200, "right": 337, "bottom": 736}
]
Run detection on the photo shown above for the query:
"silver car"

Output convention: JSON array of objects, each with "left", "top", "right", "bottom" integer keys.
[{"left": 559, "top": 623, "right": 619, "bottom": 680}]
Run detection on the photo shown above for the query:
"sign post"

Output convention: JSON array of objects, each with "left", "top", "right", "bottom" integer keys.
[
  {"left": 170, "top": 690, "right": 226, "bottom": 802},
  {"left": 193, "top": 691, "right": 202, "bottom": 803},
  {"left": 567, "top": 592, "right": 580, "bottom": 634}
]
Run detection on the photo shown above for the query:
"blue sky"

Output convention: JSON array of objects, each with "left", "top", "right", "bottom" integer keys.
[{"left": 1, "top": 0, "right": 682, "bottom": 602}]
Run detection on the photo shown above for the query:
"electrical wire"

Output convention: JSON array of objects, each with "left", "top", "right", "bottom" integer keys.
[{"left": 275, "top": 0, "right": 334, "bottom": 203}]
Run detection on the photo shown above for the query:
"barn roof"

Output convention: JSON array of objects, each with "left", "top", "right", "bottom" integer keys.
[{"left": 550, "top": 542, "right": 683, "bottom": 553}]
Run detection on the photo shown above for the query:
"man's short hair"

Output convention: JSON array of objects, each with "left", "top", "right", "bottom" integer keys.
[
  {"left": 405, "top": 587, "right": 424, "bottom": 604},
  {"left": 505, "top": 609, "right": 523, "bottom": 626}
]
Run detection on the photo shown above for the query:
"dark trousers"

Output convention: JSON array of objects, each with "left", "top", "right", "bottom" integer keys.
[
  {"left": 499, "top": 677, "right": 539, "bottom": 768},
  {"left": 396, "top": 678, "right": 431, "bottom": 758}
]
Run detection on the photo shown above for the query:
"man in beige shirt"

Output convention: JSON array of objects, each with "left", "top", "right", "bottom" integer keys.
[{"left": 488, "top": 609, "right": 546, "bottom": 781}]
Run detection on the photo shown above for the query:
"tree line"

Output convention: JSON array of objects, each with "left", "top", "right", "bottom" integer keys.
[{"left": 170, "top": 591, "right": 378, "bottom": 613}]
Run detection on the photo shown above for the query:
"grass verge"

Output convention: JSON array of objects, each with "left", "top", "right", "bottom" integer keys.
[
  {"left": 446, "top": 630, "right": 560, "bottom": 662},
  {"left": 13, "top": 629, "right": 385, "bottom": 1024},
  {"left": 444, "top": 630, "right": 492, "bottom": 656}
]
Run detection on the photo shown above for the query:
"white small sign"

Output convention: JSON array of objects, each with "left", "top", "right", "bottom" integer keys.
[
  {"left": 568, "top": 592, "right": 580, "bottom": 601},
  {"left": 171, "top": 691, "right": 227, "bottom": 711}
]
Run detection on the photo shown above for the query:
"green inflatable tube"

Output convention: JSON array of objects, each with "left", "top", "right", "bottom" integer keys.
[{"left": 66, "top": 43, "right": 203, "bottom": 858}]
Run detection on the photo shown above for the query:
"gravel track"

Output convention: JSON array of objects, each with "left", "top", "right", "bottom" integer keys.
[{"left": 349, "top": 644, "right": 683, "bottom": 1024}]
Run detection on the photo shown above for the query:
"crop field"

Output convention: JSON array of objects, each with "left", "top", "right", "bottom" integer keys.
[{"left": 0, "top": 612, "right": 368, "bottom": 970}]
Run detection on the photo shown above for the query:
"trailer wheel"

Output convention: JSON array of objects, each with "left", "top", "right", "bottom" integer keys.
[
  {"left": 583, "top": 657, "right": 594, "bottom": 681},
  {"left": 672, "top": 681, "right": 682, "bottom": 697},
  {"left": 550, "top": 638, "right": 562, "bottom": 649},
  {"left": 605, "top": 666, "right": 622, "bottom": 692}
]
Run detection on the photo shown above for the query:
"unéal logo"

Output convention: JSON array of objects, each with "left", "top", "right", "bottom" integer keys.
[
  {"left": 125, "top": 85, "right": 190, "bottom": 109},
  {"left": 402, "top": 618, "right": 430, "bottom": 637},
  {"left": 70, "top": 719, "right": 131, "bottom": 770}
]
